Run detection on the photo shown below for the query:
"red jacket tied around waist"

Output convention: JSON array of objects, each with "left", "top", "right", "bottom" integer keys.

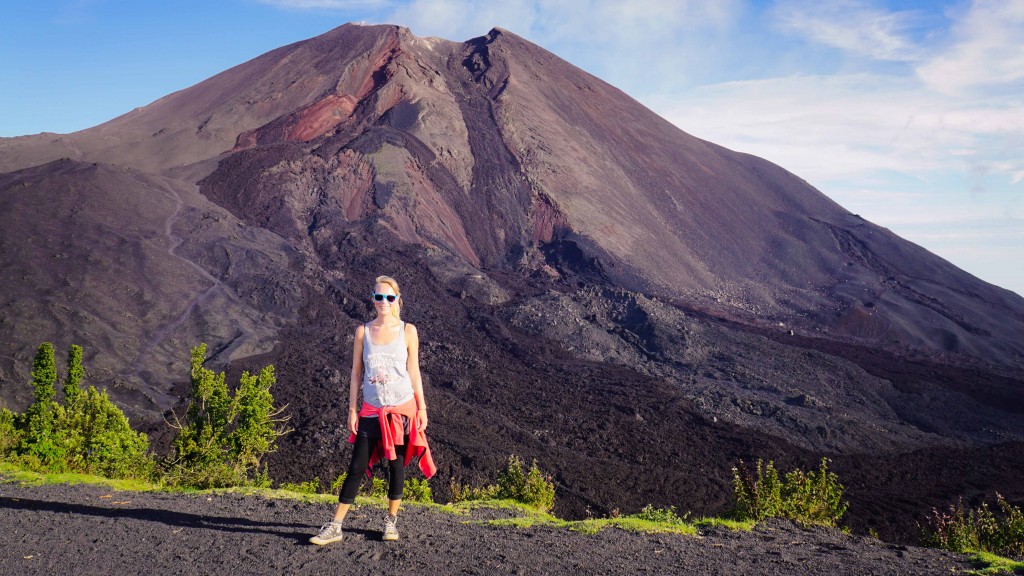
[{"left": 349, "top": 397, "right": 437, "bottom": 479}]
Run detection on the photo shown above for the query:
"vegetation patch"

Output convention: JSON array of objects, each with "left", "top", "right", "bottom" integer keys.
[
  {"left": 0, "top": 462, "right": 158, "bottom": 493},
  {"left": 967, "top": 551, "right": 1024, "bottom": 575},
  {"left": 732, "top": 457, "right": 848, "bottom": 528},
  {"left": 1, "top": 343, "right": 153, "bottom": 479},
  {"left": 163, "top": 344, "right": 290, "bottom": 489},
  {"left": 450, "top": 454, "right": 555, "bottom": 511},
  {"left": 924, "top": 494, "right": 1024, "bottom": 560}
]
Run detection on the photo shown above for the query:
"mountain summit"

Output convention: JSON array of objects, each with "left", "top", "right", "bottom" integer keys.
[{"left": 2, "top": 24, "right": 1022, "bottom": 540}]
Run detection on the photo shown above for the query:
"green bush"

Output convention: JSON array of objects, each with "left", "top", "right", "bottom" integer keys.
[
  {"left": 54, "top": 385, "right": 153, "bottom": 479},
  {"left": 3, "top": 343, "right": 153, "bottom": 479},
  {"left": 449, "top": 477, "right": 499, "bottom": 502},
  {"left": 779, "top": 458, "right": 848, "bottom": 527},
  {"left": 732, "top": 459, "right": 783, "bottom": 522},
  {"left": 633, "top": 504, "right": 690, "bottom": 525},
  {"left": 369, "top": 476, "right": 388, "bottom": 498},
  {"left": 448, "top": 456, "right": 556, "bottom": 511},
  {"left": 497, "top": 455, "right": 556, "bottom": 512},
  {"left": 403, "top": 477, "right": 433, "bottom": 503},
  {"left": 733, "top": 457, "right": 847, "bottom": 527},
  {"left": 924, "top": 495, "right": 1024, "bottom": 559},
  {"left": 0, "top": 408, "right": 19, "bottom": 456},
  {"left": 19, "top": 343, "right": 65, "bottom": 467},
  {"left": 164, "top": 344, "right": 289, "bottom": 489}
]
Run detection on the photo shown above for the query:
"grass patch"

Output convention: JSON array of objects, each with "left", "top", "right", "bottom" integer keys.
[
  {"left": 694, "top": 517, "right": 757, "bottom": 531},
  {"left": 570, "top": 516, "right": 698, "bottom": 536},
  {"left": 0, "top": 461, "right": 158, "bottom": 492},
  {"left": 1, "top": 461, "right": 388, "bottom": 508},
  {"left": 450, "top": 499, "right": 746, "bottom": 537},
  {"left": 967, "top": 551, "right": 1024, "bottom": 575}
]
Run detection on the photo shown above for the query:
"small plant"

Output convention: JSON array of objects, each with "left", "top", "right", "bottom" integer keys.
[
  {"left": 732, "top": 459, "right": 783, "bottom": 522},
  {"left": 496, "top": 455, "right": 556, "bottom": 512},
  {"left": 279, "top": 477, "right": 322, "bottom": 494},
  {"left": 0, "top": 407, "right": 20, "bottom": 456},
  {"left": 331, "top": 473, "right": 348, "bottom": 493},
  {"left": 923, "top": 494, "right": 1024, "bottom": 559},
  {"left": 54, "top": 385, "right": 153, "bottom": 479},
  {"left": 403, "top": 477, "right": 433, "bottom": 503},
  {"left": 449, "top": 477, "right": 499, "bottom": 502},
  {"left": 779, "top": 457, "right": 848, "bottom": 527},
  {"left": 369, "top": 476, "right": 388, "bottom": 498},
  {"left": 732, "top": 457, "right": 847, "bottom": 527},
  {"left": 634, "top": 504, "right": 690, "bottom": 525},
  {"left": 447, "top": 455, "right": 555, "bottom": 510}
]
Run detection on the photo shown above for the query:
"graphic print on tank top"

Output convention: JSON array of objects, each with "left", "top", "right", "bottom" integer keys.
[{"left": 367, "top": 352, "right": 402, "bottom": 405}]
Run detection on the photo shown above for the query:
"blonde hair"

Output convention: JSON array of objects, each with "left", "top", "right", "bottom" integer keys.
[{"left": 374, "top": 275, "right": 402, "bottom": 320}]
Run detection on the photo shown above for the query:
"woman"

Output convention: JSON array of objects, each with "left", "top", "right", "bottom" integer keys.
[{"left": 311, "top": 275, "right": 436, "bottom": 545}]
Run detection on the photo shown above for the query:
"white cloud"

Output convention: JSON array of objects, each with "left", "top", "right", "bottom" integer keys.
[
  {"left": 382, "top": 0, "right": 745, "bottom": 91},
  {"left": 772, "top": 0, "right": 926, "bottom": 61},
  {"left": 917, "top": 0, "right": 1024, "bottom": 94},
  {"left": 649, "top": 73, "right": 1024, "bottom": 189}
]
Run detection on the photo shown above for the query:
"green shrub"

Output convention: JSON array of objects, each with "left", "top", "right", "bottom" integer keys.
[
  {"left": 164, "top": 344, "right": 289, "bottom": 489},
  {"left": 19, "top": 343, "right": 64, "bottom": 466},
  {"left": 369, "top": 476, "right": 388, "bottom": 498},
  {"left": 732, "top": 459, "right": 783, "bottom": 521},
  {"left": 403, "top": 478, "right": 432, "bottom": 503},
  {"left": 448, "top": 456, "right": 556, "bottom": 511},
  {"left": 497, "top": 455, "right": 556, "bottom": 512},
  {"left": 54, "top": 386, "right": 153, "bottom": 479},
  {"left": 633, "top": 504, "right": 690, "bottom": 525},
  {"left": 449, "top": 477, "right": 499, "bottom": 502},
  {"left": 733, "top": 457, "right": 847, "bottom": 527},
  {"left": 0, "top": 408, "right": 19, "bottom": 456},
  {"left": 779, "top": 457, "right": 848, "bottom": 527},
  {"left": 924, "top": 495, "right": 1024, "bottom": 559},
  {"left": 4, "top": 343, "right": 153, "bottom": 479}
]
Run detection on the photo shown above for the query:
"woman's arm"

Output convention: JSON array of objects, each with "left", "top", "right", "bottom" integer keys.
[
  {"left": 348, "top": 324, "right": 365, "bottom": 435},
  {"left": 406, "top": 323, "right": 428, "bottom": 430}
]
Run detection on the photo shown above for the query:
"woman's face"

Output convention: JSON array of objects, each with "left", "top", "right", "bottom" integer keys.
[{"left": 374, "top": 283, "right": 398, "bottom": 316}]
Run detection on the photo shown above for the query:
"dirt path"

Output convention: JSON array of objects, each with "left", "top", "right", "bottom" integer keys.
[{"left": 0, "top": 479, "right": 977, "bottom": 576}]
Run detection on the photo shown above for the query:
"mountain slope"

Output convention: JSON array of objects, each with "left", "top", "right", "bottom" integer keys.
[{"left": 1, "top": 23, "right": 1022, "bottom": 541}]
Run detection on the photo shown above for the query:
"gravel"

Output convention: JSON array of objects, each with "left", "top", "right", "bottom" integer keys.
[{"left": 0, "top": 479, "right": 975, "bottom": 576}]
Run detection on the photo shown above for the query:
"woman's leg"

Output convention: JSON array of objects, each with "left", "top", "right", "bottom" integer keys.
[
  {"left": 333, "top": 418, "right": 380, "bottom": 521},
  {"left": 386, "top": 441, "right": 409, "bottom": 516}
]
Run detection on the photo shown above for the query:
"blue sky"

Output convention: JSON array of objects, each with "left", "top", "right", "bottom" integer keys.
[{"left": 2, "top": 0, "right": 1022, "bottom": 296}]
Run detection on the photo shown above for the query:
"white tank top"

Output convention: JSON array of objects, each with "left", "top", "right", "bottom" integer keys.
[{"left": 361, "top": 322, "right": 414, "bottom": 408}]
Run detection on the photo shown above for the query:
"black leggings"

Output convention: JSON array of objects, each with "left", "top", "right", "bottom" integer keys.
[{"left": 338, "top": 416, "right": 408, "bottom": 504}]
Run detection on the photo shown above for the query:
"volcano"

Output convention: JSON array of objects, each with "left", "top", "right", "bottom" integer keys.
[{"left": 2, "top": 23, "right": 1022, "bottom": 542}]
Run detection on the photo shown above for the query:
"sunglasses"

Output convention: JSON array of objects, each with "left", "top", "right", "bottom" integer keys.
[{"left": 372, "top": 293, "right": 399, "bottom": 303}]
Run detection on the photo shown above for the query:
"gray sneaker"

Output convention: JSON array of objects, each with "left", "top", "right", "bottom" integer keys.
[
  {"left": 382, "top": 515, "right": 399, "bottom": 541},
  {"left": 310, "top": 521, "right": 344, "bottom": 546}
]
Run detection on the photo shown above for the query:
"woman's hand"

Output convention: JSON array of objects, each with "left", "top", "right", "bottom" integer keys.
[
  {"left": 348, "top": 408, "right": 359, "bottom": 436},
  {"left": 417, "top": 409, "right": 428, "bottom": 431}
]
